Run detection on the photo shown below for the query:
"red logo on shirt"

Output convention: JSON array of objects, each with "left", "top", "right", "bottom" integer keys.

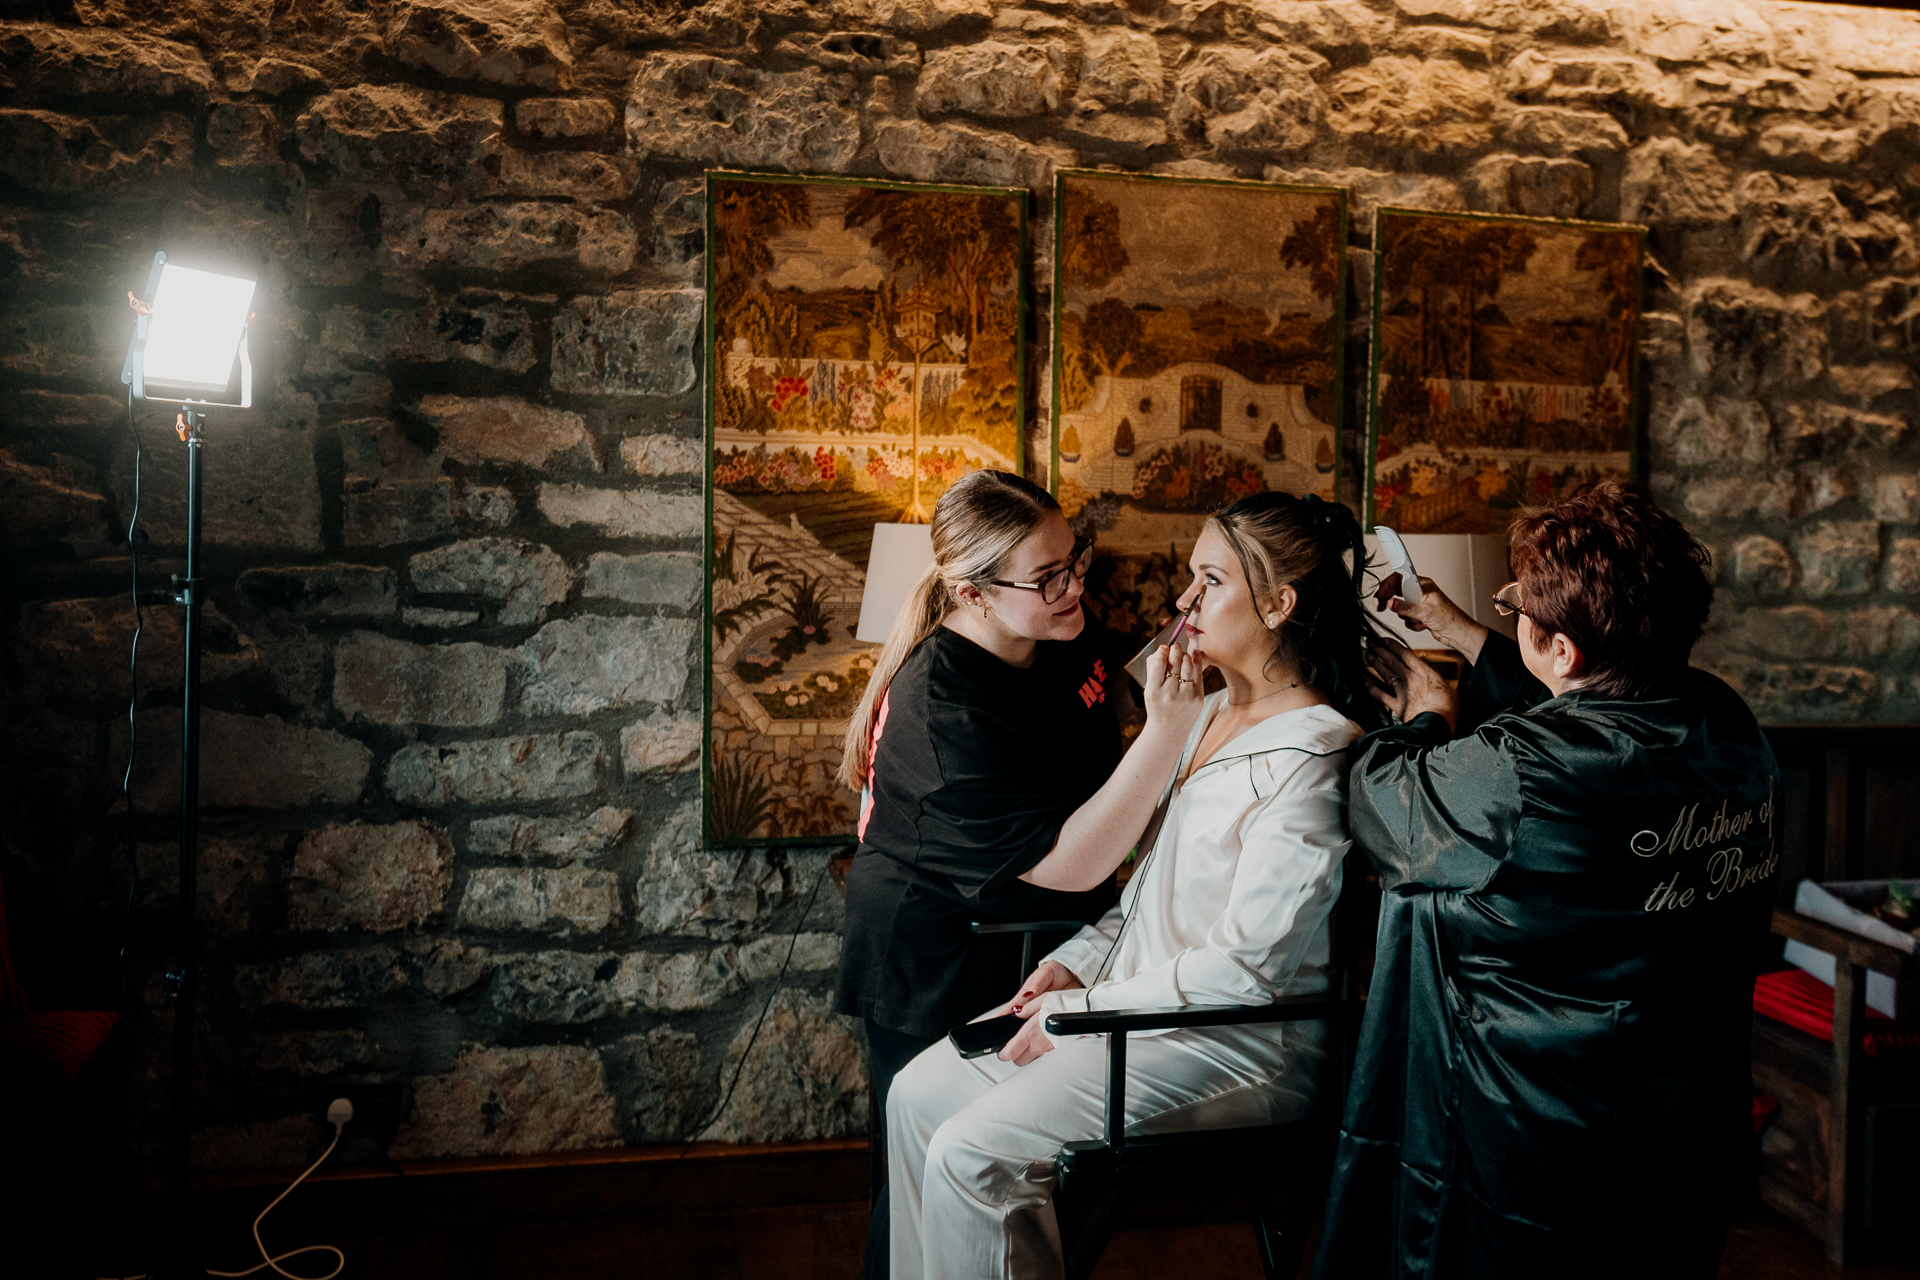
[{"left": 1078, "top": 658, "right": 1107, "bottom": 709}]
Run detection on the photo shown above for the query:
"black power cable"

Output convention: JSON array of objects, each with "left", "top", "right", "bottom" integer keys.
[{"left": 117, "top": 384, "right": 145, "bottom": 961}]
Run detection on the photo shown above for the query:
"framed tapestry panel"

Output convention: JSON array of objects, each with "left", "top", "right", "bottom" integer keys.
[
  {"left": 1365, "top": 208, "right": 1645, "bottom": 533},
  {"left": 703, "top": 171, "right": 1027, "bottom": 847},
  {"left": 1050, "top": 170, "right": 1347, "bottom": 648}
]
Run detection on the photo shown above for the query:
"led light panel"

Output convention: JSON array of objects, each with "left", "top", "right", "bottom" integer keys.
[{"left": 143, "top": 264, "right": 256, "bottom": 389}]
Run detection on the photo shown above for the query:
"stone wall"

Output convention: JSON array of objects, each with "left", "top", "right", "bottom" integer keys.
[{"left": 4, "top": 0, "right": 1920, "bottom": 1170}]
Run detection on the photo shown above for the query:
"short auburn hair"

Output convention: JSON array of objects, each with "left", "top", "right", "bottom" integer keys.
[{"left": 1508, "top": 482, "right": 1712, "bottom": 699}]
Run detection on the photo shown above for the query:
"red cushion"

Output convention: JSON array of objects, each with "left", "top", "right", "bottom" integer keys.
[
  {"left": 1753, "top": 968, "right": 1920, "bottom": 1059},
  {"left": 0, "top": 1010, "right": 117, "bottom": 1082}
]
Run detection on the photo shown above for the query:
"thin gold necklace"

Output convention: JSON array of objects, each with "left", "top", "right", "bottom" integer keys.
[{"left": 1227, "top": 680, "right": 1300, "bottom": 708}]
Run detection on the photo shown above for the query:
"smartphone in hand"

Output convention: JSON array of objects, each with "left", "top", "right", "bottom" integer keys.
[{"left": 947, "top": 1013, "right": 1026, "bottom": 1060}]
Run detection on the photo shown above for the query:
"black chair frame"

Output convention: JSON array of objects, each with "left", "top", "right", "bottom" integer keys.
[{"left": 1043, "top": 996, "right": 1360, "bottom": 1280}]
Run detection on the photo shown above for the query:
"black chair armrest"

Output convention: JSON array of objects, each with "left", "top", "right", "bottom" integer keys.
[
  {"left": 970, "top": 920, "right": 1089, "bottom": 935},
  {"left": 1044, "top": 994, "right": 1348, "bottom": 1038}
]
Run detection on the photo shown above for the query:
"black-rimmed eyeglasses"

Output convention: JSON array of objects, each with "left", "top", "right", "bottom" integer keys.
[
  {"left": 1491, "top": 581, "right": 1533, "bottom": 622},
  {"left": 992, "top": 537, "right": 1095, "bottom": 604}
]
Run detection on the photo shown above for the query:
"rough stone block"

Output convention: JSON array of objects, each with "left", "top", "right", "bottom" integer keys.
[
  {"left": 410, "top": 537, "right": 572, "bottom": 625},
  {"left": 386, "top": 0, "right": 572, "bottom": 89},
  {"left": 1499, "top": 107, "right": 1630, "bottom": 157},
  {"left": 1680, "top": 476, "right": 1802, "bottom": 522},
  {"left": 346, "top": 480, "right": 457, "bottom": 546},
  {"left": 635, "top": 802, "right": 791, "bottom": 938},
  {"left": 776, "top": 30, "right": 922, "bottom": 75},
  {"left": 491, "top": 950, "right": 629, "bottom": 1022},
  {"left": 498, "top": 150, "right": 637, "bottom": 202},
  {"left": 515, "top": 96, "right": 619, "bottom": 139},
  {"left": 1464, "top": 153, "right": 1592, "bottom": 218},
  {"left": 620, "top": 710, "right": 702, "bottom": 776},
  {"left": 206, "top": 104, "right": 287, "bottom": 173},
  {"left": 468, "top": 806, "right": 634, "bottom": 862},
  {"left": 386, "top": 731, "right": 602, "bottom": 805},
  {"left": 238, "top": 57, "right": 328, "bottom": 99},
  {"left": 1685, "top": 280, "right": 1827, "bottom": 398},
  {"left": 650, "top": 177, "right": 706, "bottom": 281},
  {"left": 414, "top": 396, "right": 595, "bottom": 471},
  {"left": 458, "top": 867, "right": 622, "bottom": 933},
  {"left": 389, "top": 1043, "right": 621, "bottom": 1159},
  {"left": 706, "top": 989, "right": 866, "bottom": 1143},
  {"left": 234, "top": 947, "right": 406, "bottom": 1011},
  {"left": 1793, "top": 521, "right": 1881, "bottom": 598},
  {"left": 1706, "top": 657, "right": 1877, "bottom": 721},
  {"left": 1780, "top": 401, "right": 1909, "bottom": 458},
  {"left": 1739, "top": 605, "right": 1838, "bottom": 661},
  {"left": 834, "top": 0, "right": 991, "bottom": 34},
  {"left": 288, "top": 820, "right": 455, "bottom": 932},
  {"left": 1757, "top": 124, "right": 1864, "bottom": 168},
  {"left": 1626, "top": 0, "right": 1775, "bottom": 66},
  {"left": 1831, "top": 362, "right": 1915, "bottom": 406},
  {"left": 1654, "top": 397, "right": 1772, "bottom": 468},
  {"left": 400, "top": 203, "right": 637, "bottom": 276},
  {"left": 116, "top": 710, "right": 370, "bottom": 811},
  {"left": 1886, "top": 538, "right": 1920, "bottom": 594},
  {"left": 0, "top": 22, "right": 214, "bottom": 99},
  {"left": 917, "top": 41, "right": 1065, "bottom": 117},
  {"left": 1172, "top": 47, "right": 1325, "bottom": 154},
  {"left": 465, "top": 485, "right": 516, "bottom": 527},
  {"left": 551, "top": 289, "right": 702, "bottom": 396},
  {"left": 626, "top": 55, "right": 860, "bottom": 171},
  {"left": 1874, "top": 475, "right": 1920, "bottom": 523},
  {"left": 614, "top": 948, "right": 746, "bottom": 1012},
  {"left": 334, "top": 632, "right": 509, "bottom": 727},
  {"left": 1326, "top": 56, "right": 1493, "bottom": 151},
  {"left": 238, "top": 565, "right": 398, "bottom": 619},
  {"left": 1058, "top": 109, "right": 1170, "bottom": 151},
  {"left": 1844, "top": 605, "right": 1920, "bottom": 659},
  {"left": 318, "top": 295, "right": 537, "bottom": 374},
  {"left": 1729, "top": 535, "right": 1795, "bottom": 597},
  {"left": 583, "top": 552, "right": 702, "bottom": 607},
  {"left": 296, "top": 86, "right": 503, "bottom": 191},
  {"left": 410, "top": 937, "right": 496, "bottom": 997},
  {"left": 1737, "top": 173, "right": 1916, "bottom": 279},
  {"left": 521, "top": 615, "right": 697, "bottom": 715},
  {"left": 1504, "top": 49, "right": 1671, "bottom": 111},
  {"left": 873, "top": 118, "right": 1072, "bottom": 188},
  {"left": 1266, "top": 166, "right": 1464, "bottom": 235},
  {"left": 537, "top": 484, "right": 703, "bottom": 539},
  {"left": 620, "top": 434, "right": 703, "bottom": 478},
  {"left": 607, "top": 1027, "right": 702, "bottom": 1141},
  {"left": 1621, "top": 138, "right": 1735, "bottom": 226}
]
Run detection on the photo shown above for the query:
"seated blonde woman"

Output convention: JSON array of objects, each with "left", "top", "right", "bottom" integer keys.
[{"left": 885, "top": 492, "right": 1385, "bottom": 1280}]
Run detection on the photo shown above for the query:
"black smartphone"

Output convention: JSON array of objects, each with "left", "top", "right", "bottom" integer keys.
[{"left": 947, "top": 1013, "right": 1026, "bottom": 1060}]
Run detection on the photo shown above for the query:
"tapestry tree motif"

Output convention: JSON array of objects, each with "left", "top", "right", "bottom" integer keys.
[
  {"left": 1050, "top": 171, "right": 1347, "bottom": 647},
  {"left": 704, "top": 172, "right": 1026, "bottom": 846},
  {"left": 1366, "top": 208, "right": 1645, "bottom": 533}
]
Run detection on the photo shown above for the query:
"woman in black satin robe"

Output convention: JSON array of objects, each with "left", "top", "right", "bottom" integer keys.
[{"left": 1315, "top": 484, "right": 1780, "bottom": 1280}]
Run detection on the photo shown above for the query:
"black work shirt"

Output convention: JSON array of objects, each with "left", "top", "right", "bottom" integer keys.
[{"left": 833, "top": 627, "right": 1122, "bottom": 1040}]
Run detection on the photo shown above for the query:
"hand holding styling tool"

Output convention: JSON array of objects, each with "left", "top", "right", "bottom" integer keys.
[{"left": 1374, "top": 526, "right": 1424, "bottom": 604}]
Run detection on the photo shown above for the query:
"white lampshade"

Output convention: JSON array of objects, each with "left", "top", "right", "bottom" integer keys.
[
  {"left": 143, "top": 263, "right": 256, "bottom": 389},
  {"left": 1362, "top": 533, "right": 1516, "bottom": 649},
  {"left": 856, "top": 523, "right": 936, "bottom": 643}
]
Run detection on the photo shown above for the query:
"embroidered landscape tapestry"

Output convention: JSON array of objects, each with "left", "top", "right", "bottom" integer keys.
[
  {"left": 1366, "top": 208, "right": 1644, "bottom": 533},
  {"left": 1050, "top": 170, "right": 1346, "bottom": 648},
  {"left": 704, "top": 171, "right": 1026, "bottom": 846}
]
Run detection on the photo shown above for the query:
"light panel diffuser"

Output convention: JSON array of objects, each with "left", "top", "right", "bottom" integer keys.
[{"left": 143, "top": 264, "right": 256, "bottom": 389}]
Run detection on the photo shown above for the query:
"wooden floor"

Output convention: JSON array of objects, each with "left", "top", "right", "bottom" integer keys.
[{"left": 219, "top": 1202, "right": 1920, "bottom": 1280}]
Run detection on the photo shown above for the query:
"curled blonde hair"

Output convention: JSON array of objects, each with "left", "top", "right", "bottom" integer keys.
[{"left": 836, "top": 470, "right": 1060, "bottom": 792}]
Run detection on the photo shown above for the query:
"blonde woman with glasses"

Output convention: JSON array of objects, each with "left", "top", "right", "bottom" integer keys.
[{"left": 834, "top": 469, "right": 1205, "bottom": 1280}]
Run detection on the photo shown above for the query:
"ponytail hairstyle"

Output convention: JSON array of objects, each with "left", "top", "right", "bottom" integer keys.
[
  {"left": 836, "top": 470, "right": 1062, "bottom": 791},
  {"left": 1206, "top": 492, "right": 1388, "bottom": 730}
]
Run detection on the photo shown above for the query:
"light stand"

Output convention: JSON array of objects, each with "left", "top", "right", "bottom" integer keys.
[{"left": 120, "top": 252, "right": 256, "bottom": 1275}]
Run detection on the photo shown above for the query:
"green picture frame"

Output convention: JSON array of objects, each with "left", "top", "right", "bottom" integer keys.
[
  {"left": 1048, "top": 168, "right": 1348, "bottom": 647},
  {"left": 1364, "top": 206, "right": 1646, "bottom": 533},
  {"left": 701, "top": 170, "right": 1028, "bottom": 848}
]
